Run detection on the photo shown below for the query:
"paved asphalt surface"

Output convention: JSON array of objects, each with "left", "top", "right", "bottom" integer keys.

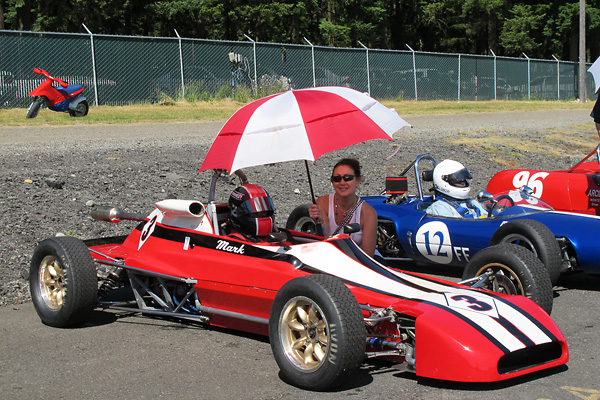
[
  {"left": 1, "top": 110, "right": 599, "bottom": 399},
  {"left": 2, "top": 270, "right": 599, "bottom": 400}
]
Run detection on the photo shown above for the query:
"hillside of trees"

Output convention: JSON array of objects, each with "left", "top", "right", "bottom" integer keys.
[{"left": 1, "top": 0, "right": 600, "bottom": 61}]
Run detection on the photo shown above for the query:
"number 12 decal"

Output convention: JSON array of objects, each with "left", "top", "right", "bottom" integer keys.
[
  {"left": 423, "top": 230, "right": 448, "bottom": 257},
  {"left": 415, "top": 221, "right": 453, "bottom": 264}
]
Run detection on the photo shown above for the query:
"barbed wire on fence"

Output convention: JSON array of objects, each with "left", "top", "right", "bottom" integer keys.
[{"left": 0, "top": 28, "right": 594, "bottom": 109}]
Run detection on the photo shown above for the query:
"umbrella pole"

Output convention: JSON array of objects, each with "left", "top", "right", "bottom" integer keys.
[
  {"left": 305, "top": 160, "right": 317, "bottom": 203},
  {"left": 305, "top": 160, "right": 324, "bottom": 236}
]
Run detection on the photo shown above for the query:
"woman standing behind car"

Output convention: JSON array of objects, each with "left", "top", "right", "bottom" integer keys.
[{"left": 308, "top": 158, "right": 378, "bottom": 257}]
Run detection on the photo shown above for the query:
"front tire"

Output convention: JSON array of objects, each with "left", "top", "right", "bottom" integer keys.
[
  {"left": 29, "top": 236, "right": 98, "bottom": 327},
  {"left": 26, "top": 97, "right": 44, "bottom": 118},
  {"left": 286, "top": 204, "right": 316, "bottom": 234},
  {"left": 490, "top": 219, "right": 562, "bottom": 285},
  {"left": 269, "top": 275, "right": 366, "bottom": 391},
  {"left": 463, "top": 244, "right": 553, "bottom": 314},
  {"left": 69, "top": 100, "right": 89, "bottom": 117}
]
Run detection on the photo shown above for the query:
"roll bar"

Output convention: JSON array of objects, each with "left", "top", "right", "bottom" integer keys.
[
  {"left": 207, "top": 169, "right": 248, "bottom": 234},
  {"left": 398, "top": 154, "right": 437, "bottom": 199}
]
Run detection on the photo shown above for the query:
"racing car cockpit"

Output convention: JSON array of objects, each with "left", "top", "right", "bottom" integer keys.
[
  {"left": 205, "top": 169, "right": 300, "bottom": 245},
  {"left": 223, "top": 183, "right": 276, "bottom": 242}
]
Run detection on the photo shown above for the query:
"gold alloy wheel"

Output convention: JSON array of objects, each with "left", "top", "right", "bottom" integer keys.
[
  {"left": 476, "top": 263, "right": 524, "bottom": 296},
  {"left": 38, "top": 255, "right": 66, "bottom": 310},
  {"left": 280, "top": 296, "right": 329, "bottom": 371}
]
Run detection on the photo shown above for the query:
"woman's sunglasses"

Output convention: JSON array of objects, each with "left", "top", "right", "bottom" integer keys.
[{"left": 331, "top": 174, "right": 356, "bottom": 183}]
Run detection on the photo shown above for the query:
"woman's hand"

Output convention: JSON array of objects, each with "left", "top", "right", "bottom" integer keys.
[{"left": 309, "top": 203, "right": 322, "bottom": 223}]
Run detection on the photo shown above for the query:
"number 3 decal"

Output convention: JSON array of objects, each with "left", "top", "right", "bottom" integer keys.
[
  {"left": 138, "top": 213, "right": 158, "bottom": 250},
  {"left": 450, "top": 295, "right": 493, "bottom": 311},
  {"left": 444, "top": 292, "right": 498, "bottom": 318}
]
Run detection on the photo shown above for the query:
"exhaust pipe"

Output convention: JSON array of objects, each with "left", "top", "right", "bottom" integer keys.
[{"left": 92, "top": 206, "right": 147, "bottom": 223}]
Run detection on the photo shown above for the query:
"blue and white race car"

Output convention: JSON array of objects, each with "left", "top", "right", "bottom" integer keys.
[{"left": 287, "top": 154, "right": 600, "bottom": 314}]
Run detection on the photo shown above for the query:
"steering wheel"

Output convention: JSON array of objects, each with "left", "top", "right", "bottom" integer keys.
[{"left": 487, "top": 194, "right": 515, "bottom": 218}]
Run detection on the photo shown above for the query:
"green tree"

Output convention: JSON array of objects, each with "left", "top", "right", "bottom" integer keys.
[
  {"left": 317, "top": 0, "right": 386, "bottom": 48},
  {"left": 419, "top": 0, "right": 504, "bottom": 54},
  {"left": 499, "top": 4, "right": 547, "bottom": 57},
  {"left": 1, "top": 0, "right": 599, "bottom": 62}
]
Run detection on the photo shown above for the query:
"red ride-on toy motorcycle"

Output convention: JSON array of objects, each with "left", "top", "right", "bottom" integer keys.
[{"left": 26, "top": 68, "right": 89, "bottom": 118}]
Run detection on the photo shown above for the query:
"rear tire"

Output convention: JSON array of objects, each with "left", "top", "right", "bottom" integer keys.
[
  {"left": 490, "top": 219, "right": 562, "bottom": 286},
  {"left": 26, "top": 97, "right": 43, "bottom": 118},
  {"left": 29, "top": 236, "right": 98, "bottom": 327},
  {"left": 69, "top": 100, "right": 89, "bottom": 117},
  {"left": 463, "top": 244, "right": 553, "bottom": 314},
  {"left": 286, "top": 204, "right": 316, "bottom": 234},
  {"left": 269, "top": 275, "right": 365, "bottom": 391}
]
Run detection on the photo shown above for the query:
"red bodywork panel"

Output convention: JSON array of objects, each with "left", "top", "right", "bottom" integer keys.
[{"left": 487, "top": 154, "right": 600, "bottom": 215}]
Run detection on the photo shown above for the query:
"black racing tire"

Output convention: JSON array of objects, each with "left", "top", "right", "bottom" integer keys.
[
  {"left": 490, "top": 219, "right": 562, "bottom": 286},
  {"left": 29, "top": 236, "right": 98, "bottom": 327},
  {"left": 463, "top": 244, "right": 553, "bottom": 314},
  {"left": 69, "top": 100, "right": 89, "bottom": 117},
  {"left": 269, "top": 274, "right": 366, "bottom": 391},
  {"left": 286, "top": 204, "right": 316, "bottom": 234},
  {"left": 26, "top": 97, "right": 44, "bottom": 118}
]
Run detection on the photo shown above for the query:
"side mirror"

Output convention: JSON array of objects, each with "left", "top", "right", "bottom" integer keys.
[
  {"left": 421, "top": 170, "right": 434, "bottom": 182},
  {"left": 476, "top": 190, "right": 494, "bottom": 203},
  {"left": 267, "top": 231, "right": 291, "bottom": 250},
  {"left": 267, "top": 232, "right": 288, "bottom": 243},
  {"left": 343, "top": 223, "right": 361, "bottom": 234},
  {"left": 520, "top": 185, "right": 534, "bottom": 198}
]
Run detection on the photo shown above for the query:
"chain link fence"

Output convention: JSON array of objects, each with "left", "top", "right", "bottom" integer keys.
[{"left": 0, "top": 29, "right": 595, "bottom": 108}]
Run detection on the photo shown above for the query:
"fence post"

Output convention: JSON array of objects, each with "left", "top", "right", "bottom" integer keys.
[
  {"left": 457, "top": 54, "right": 461, "bottom": 102},
  {"left": 174, "top": 29, "right": 185, "bottom": 100},
  {"left": 490, "top": 49, "right": 497, "bottom": 100},
  {"left": 304, "top": 37, "right": 316, "bottom": 87},
  {"left": 523, "top": 52, "right": 531, "bottom": 100},
  {"left": 82, "top": 24, "right": 99, "bottom": 106},
  {"left": 552, "top": 54, "right": 560, "bottom": 100},
  {"left": 244, "top": 34, "right": 257, "bottom": 95},
  {"left": 406, "top": 44, "right": 417, "bottom": 101},
  {"left": 358, "top": 41, "right": 370, "bottom": 95}
]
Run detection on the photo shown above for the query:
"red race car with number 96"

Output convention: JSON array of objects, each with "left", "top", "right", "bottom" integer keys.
[{"left": 487, "top": 144, "right": 600, "bottom": 216}]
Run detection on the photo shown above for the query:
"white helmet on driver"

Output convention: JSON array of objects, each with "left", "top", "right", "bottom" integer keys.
[{"left": 432, "top": 159, "right": 472, "bottom": 200}]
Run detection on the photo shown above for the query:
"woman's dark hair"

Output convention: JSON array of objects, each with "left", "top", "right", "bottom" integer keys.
[{"left": 333, "top": 158, "right": 361, "bottom": 178}]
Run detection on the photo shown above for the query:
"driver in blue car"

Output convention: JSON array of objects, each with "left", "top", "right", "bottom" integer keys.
[{"left": 426, "top": 159, "right": 487, "bottom": 218}]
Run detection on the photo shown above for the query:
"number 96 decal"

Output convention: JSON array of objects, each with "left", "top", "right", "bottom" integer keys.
[
  {"left": 415, "top": 221, "right": 470, "bottom": 264},
  {"left": 512, "top": 171, "right": 549, "bottom": 198}
]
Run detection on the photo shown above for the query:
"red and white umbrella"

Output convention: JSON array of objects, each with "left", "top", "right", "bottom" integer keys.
[{"left": 199, "top": 86, "right": 410, "bottom": 173}]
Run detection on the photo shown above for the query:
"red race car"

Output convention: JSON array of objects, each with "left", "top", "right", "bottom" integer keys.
[
  {"left": 487, "top": 144, "right": 600, "bottom": 215},
  {"left": 30, "top": 168, "right": 568, "bottom": 391}
]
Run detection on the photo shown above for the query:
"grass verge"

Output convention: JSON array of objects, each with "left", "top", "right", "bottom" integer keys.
[{"left": 0, "top": 99, "right": 592, "bottom": 127}]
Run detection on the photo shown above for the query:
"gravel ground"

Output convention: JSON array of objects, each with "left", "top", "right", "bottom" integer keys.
[{"left": 0, "top": 108, "right": 593, "bottom": 306}]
